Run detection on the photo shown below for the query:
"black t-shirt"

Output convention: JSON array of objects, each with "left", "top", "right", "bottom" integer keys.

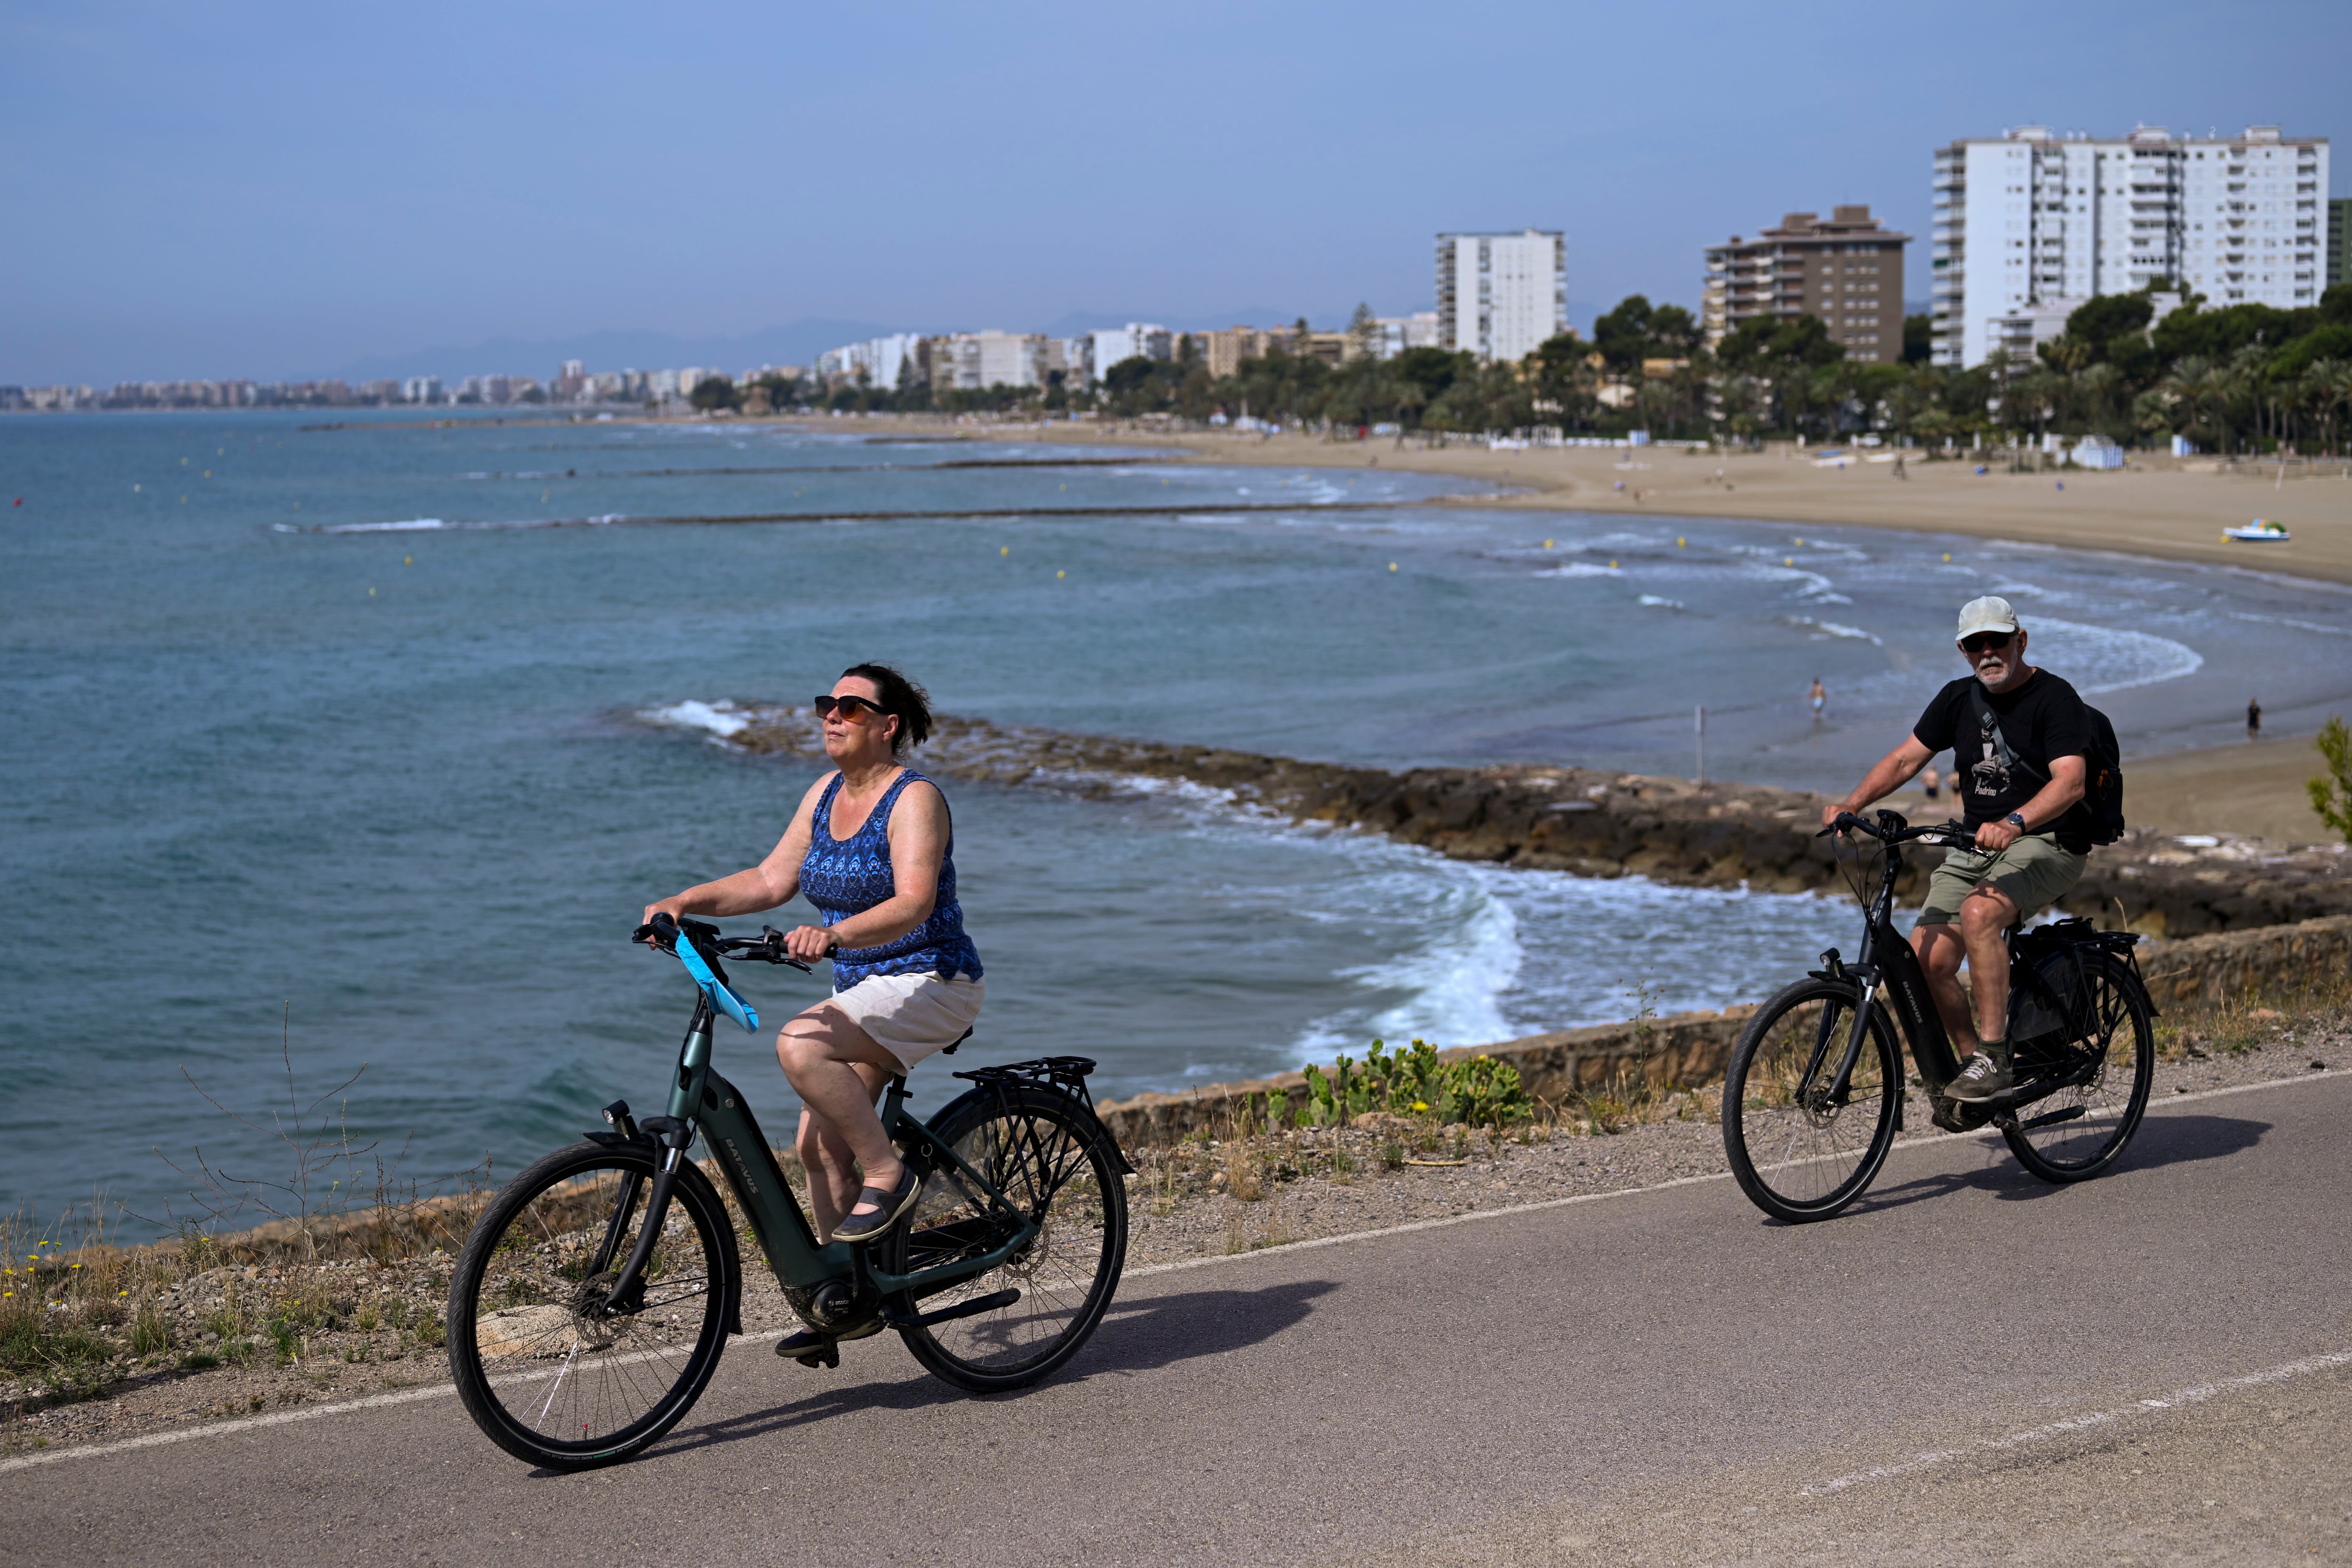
[{"left": 1913, "top": 669, "right": 2096, "bottom": 852}]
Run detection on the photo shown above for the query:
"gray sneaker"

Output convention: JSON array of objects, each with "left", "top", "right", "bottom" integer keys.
[{"left": 1946, "top": 1042, "right": 2013, "bottom": 1103}]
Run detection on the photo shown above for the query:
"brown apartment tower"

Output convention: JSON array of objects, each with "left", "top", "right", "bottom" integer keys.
[{"left": 1702, "top": 206, "right": 1910, "bottom": 364}]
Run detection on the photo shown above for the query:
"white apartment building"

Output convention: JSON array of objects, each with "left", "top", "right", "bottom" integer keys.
[
  {"left": 401, "top": 375, "right": 442, "bottom": 404},
  {"left": 1435, "top": 231, "right": 1566, "bottom": 362},
  {"left": 817, "top": 333, "right": 924, "bottom": 391},
  {"left": 928, "top": 332, "right": 1049, "bottom": 390},
  {"left": 1932, "top": 125, "right": 2329, "bottom": 367},
  {"left": 1081, "top": 324, "right": 1173, "bottom": 384}
]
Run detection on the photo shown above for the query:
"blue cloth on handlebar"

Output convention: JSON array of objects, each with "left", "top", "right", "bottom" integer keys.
[{"left": 673, "top": 934, "right": 761, "bottom": 1033}]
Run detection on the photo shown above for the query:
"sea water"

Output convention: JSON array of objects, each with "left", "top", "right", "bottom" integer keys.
[{"left": 5, "top": 412, "right": 2346, "bottom": 1232}]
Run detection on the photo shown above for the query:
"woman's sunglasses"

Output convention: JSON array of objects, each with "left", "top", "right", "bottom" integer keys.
[
  {"left": 813, "top": 693, "right": 888, "bottom": 722},
  {"left": 1960, "top": 632, "right": 2016, "bottom": 655}
]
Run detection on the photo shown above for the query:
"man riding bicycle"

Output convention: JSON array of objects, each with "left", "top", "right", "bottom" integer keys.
[{"left": 1821, "top": 597, "right": 2095, "bottom": 1104}]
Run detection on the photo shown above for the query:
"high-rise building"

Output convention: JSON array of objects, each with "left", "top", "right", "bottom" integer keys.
[
  {"left": 1701, "top": 206, "right": 1910, "bottom": 363},
  {"left": 1931, "top": 125, "right": 2329, "bottom": 368},
  {"left": 2328, "top": 198, "right": 2350, "bottom": 289},
  {"left": 1435, "top": 231, "right": 1566, "bottom": 362}
]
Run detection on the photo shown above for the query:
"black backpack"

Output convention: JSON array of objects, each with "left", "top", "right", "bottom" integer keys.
[{"left": 1968, "top": 682, "right": 2125, "bottom": 846}]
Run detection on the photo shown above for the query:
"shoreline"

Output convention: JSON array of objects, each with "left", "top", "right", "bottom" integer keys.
[
  {"left": 783, "top": 412, "right": 2352, "bottom": 591},
  {"left": 770, "top": 412, "right": 2348, "bottom": 844}
]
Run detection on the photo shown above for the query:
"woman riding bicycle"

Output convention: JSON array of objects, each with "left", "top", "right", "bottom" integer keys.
[{"left": 642, "top": 662, "right": 983, "bottom": 1246}]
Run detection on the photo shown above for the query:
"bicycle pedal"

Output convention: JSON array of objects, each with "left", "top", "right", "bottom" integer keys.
[{"left": 795, "top": 1345, "right": 840, "bottom": 1370}]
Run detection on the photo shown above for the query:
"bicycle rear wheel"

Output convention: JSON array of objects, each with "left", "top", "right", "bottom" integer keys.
[
  {"left": 881, "top": 1084, "right": 1127, "bottom": 1393},
  {"left": 447, "top": 1142, "right": 737, "bottom": 1470},
  {"left": 1722, "top": 978, "right": 1903, "bottom": 1223},
  {"left": 2004, "top": 954, "right": 2154, "bottom": 1183}
]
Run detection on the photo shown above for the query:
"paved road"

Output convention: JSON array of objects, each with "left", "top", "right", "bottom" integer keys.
[{"left": 8, "top": 1074, "right": 2350, "bottom": 1567}]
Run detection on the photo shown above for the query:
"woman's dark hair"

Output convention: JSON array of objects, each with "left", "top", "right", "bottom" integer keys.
[{"left": 839, "top": 662, "right": 932, "bottom": 755}]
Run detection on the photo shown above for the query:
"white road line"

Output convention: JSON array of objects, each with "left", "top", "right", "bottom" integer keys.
[
  {"left": 5, "top": 1065, "right": 2342, "bottom": 1477},
  {"left": 1801, "top": 1347, "right": 2352, "bottom": 1496},
  {"left": 0, "top": 1329, "right": 790, "bottom": 1477}
]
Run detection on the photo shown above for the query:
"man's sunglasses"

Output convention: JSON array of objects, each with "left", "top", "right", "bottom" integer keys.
[
  {"left": 814, "top": 694, "right": 888, "bottom": 722},
  {"left": 1960, "top": 631, "right": 2016, "bottom": 655}
]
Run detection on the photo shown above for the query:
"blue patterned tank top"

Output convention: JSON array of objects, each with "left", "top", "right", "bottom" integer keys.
[{"left": 800, "top": 768, "right": 983, "bottom": 991}]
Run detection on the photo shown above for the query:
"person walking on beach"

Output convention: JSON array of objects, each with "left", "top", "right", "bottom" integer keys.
[
  {"left": 1821, "top": 597, "right": 2095, "bottom": 1106},
  {"left": 642, "top": 663, "right": 983, "bottom": 1250},
  {"left": 1809, "top": 678, "right": 1827, "bottom": 721},
  {"left": 2248, "top": 697, "right": 2263, "bottom": 741},
  {"left": 1922, "top": 765, "right": 1941, "bottom": 803}
]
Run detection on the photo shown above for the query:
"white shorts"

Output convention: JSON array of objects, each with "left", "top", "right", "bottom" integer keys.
[{"left": 826, "top": 971, "right": 985, "bottom": 1070}]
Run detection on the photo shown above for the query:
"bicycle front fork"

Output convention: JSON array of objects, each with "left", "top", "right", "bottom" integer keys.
[{"left": 599, "top": 1115, "right": 693, "bottom": 1314}]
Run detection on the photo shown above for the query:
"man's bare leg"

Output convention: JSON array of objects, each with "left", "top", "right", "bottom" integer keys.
[
  {"left": 1910, "top": 923, "right": 1979, "bottom": 1056},
  {"left": 1958, "top": 884, "right": 2019, "bottom": 1044}
]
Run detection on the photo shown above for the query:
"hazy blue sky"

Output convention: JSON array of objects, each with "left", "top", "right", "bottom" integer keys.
[{"left": 5, "top": 0, "right": 2345, "bottom": 384}]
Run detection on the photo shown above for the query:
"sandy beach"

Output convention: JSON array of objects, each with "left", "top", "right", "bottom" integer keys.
[
  {"left": 783, "top": 412, "right": 2351, "bottom": 848},
  {"left": 890, "top": 419, "right": 2352, "bottom": 585}
]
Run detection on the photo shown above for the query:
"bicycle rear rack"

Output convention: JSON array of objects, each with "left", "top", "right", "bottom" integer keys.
[
  {"left": 953, "top": 1056, "right": 1100, "bottom": 1096},
  {"left": 949, "top": 1056, "right": 1135, "bottom": 1174}
]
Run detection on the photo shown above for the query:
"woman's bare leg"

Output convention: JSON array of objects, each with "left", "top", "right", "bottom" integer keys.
[{"left": 778, "top": 1003, "right": 906, "bottom": 1239}]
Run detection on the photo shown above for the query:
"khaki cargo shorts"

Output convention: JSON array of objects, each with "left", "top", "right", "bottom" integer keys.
[{"left": 1916, "top": 833, "right": 2087, "bottom": 926}]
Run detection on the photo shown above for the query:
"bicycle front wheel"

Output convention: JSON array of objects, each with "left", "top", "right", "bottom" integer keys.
[
  {"left": 447, "top": 1142, "right": 737, "bottom": 1470},
  {"left": 2004, "top": 954, "right": 2155, "bottom": 1183},
  {"left": 881, "top": 1084, "right": 1128, "bottom": 1393},
  {"left": 1722, "top": 978, "right": 1902, "bottom": 1223}
]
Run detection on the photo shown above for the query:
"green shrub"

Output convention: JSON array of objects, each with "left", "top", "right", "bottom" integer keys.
[
  {"left": 2311, "top": 716, "right": 2352, "bottom": 844},
  {"left": 1301, "top": 1040, "right": 1532, "bottom": 1128}
]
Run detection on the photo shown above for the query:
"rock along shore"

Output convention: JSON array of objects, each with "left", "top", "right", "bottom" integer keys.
[{"left": 715, "top": 703, "right": 2351, "bottom": 938}]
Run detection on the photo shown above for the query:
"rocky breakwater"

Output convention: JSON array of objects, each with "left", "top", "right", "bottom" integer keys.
[{"left": 715, "top": 705, "right": 2350, "bottom": 936}]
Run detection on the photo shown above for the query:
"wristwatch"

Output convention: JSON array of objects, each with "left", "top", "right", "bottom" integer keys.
[{"left": 2004, "top": 812, "right": 2027, "bottom": 830}]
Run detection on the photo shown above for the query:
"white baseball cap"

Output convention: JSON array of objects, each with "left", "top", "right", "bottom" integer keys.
[{"left": 1956, "top": 595, "right": 2021, "bottom": 641}]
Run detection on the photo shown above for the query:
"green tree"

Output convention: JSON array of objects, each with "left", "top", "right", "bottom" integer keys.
[
  {"left": 2311, "top": 716, "right": 2352, "bottom": 844},
  {"left": 688, "top": 376, "right": 738, "bottom": 411},
  {"left": 1592, "top": 295, "right": 1655, "bottom": 374}
]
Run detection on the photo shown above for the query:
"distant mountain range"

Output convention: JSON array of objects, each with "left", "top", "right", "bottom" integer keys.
[{"left": 322, "top": 300, "right": 1621, "bottom": 383}]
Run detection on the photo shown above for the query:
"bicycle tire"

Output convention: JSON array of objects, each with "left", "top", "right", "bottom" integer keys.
[
  {"left": 2003, "top": 953, "right": 2155, "bottom": 1183},
  {"left": 881, "top": 1083, "right": 1127, "bottom": 1393},
  {"left": 447, "top": 1141, "right": 737, "bottom": 1470},
  {"left": 1722, "top": 977, "right": 1903, "bottom": 1223}
]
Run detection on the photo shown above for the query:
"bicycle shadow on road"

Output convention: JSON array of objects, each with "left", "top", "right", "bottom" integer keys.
[
  {"left": 638, "top": 1280, "right": 1336, "bottom": 1464},
  {"left": 1827, "top": 1112, "right": 2271, "bottom": 1222},
  {"left": 1067, "top": 1278, "right": 1337, "bottom": 1381}
]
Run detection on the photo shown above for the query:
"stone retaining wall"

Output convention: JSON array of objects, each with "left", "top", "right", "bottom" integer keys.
[{"left": 1093, "top": 915, "right": 2352, "bottom": 1151}]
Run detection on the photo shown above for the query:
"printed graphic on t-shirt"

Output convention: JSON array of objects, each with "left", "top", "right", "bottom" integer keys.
[{"left": 1970, "top": 707, "right": 2020, "bottom": 802}]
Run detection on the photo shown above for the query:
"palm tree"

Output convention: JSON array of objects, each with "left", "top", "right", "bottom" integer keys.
[
  {"left": 2225, "top": 343, "right": 2273, "bottom": 454},
  {"left": 2162, "top": 357, "right": 2220, "bottom": 452},
  {"left": 2077, "top": 363, "right": 2123, "bottom": 439},
  {"left": 2304, "top": 359, "right": 2352, "bottom": 455}
]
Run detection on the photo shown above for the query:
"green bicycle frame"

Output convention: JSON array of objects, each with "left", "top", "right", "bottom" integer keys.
[{"left": 652, "top": 997, "right": 1039, "bottom": 1304}]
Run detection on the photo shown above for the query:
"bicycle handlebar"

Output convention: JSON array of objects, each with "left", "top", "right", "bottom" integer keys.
[
  {"left": 1815, "top": 810, "right": 1974, "bottom": 848},
  {"left": 632, "top": 912, "right": 816, "bottom": 972}
]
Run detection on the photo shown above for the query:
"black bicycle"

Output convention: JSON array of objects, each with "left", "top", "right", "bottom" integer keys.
[
  {"left": 1721, "top": 810, "right": 2156, "bottom": 1223},
  {"left": 445, "top": 914, "right": 1130, "bottom": 1469}
]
